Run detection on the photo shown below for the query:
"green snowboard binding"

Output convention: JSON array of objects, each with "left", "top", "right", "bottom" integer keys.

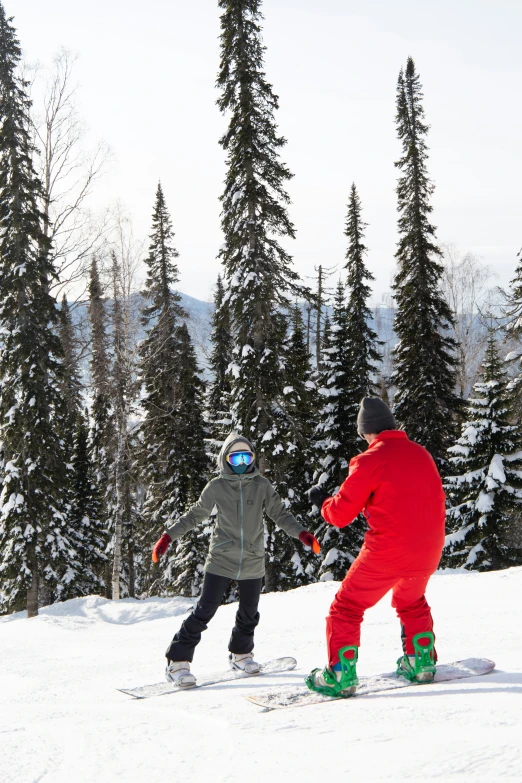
[
  {"left": 305, "top": 646, "right": 359, "bottom": 698},
  {"left": 397, "top": 632, "right": 436, "bottom": 683}
]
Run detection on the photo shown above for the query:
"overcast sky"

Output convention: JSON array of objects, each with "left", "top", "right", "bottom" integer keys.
[{"left": 11, "top": 0, "right": 522, "bottom": 305}]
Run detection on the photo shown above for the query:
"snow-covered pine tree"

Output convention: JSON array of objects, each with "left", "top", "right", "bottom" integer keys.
[
  {"left": 165, "top": 323, "right": 210, "bottom": 597},
  {"left": 0, "top": 5, "right": 80, "bottom": 615},
  {"left": 316, "top": 283, "right": 353, "bottom": 492},
  {"left": 272, "top": 304, "right": 318, "bottom": 587},
  {"left": 87, "top": 256, "right": 113, "bottom": 596},
  {"left": 57, "top": 296, "right": 106, "bottom": 600},
  {"left": 392, "top": 58, "right": 459, "bottom": 467},
  {"left": 444, "top": 329, "right": 522, "bottom": 570},
  {"left": 207, "top": 274, "right": 233, "bottom": 457},
  {"left": 315, "top": 282, "right": 366, "bottom": 580},
  {"left": 69, "top": 408, "right": 106, "bottom": 596},
  {"left": 313, "top": 186, "right": 381, "bottom": 581},
  {"left": 138, "top": 184, "right": 208, "bottom": 596},
  {"left": 139, "top": 183, "right": 186, "bottom": 534},
  {"left": 345, "top": 184, "right": 381, "bottom": 402},
  {"left": 315, "top": 189, "right": 379, "bottom": 483},
  {"left": 57, "top": 295, "right": 82, "bottom": 534},
  {"left": 217, "top": 0, "right": 302, "bottom": 591}
]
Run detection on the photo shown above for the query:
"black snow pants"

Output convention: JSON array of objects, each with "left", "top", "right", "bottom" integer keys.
[{"left": 165, "top": 571, "right": 262, "bottom": 663}]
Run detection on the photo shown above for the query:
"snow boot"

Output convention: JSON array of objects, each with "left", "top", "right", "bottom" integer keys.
[
  {"left": 229, "top": 651, "right": 261, "bottom": 674},
  {"left": 397, "top": 632, "right": 436, "bottom": 683},
  {"left": 305, "top": 645, "right": 359, "bottom": 698},
  {"left": 165, "top": 660, "right": 197, "bottom": 688}
]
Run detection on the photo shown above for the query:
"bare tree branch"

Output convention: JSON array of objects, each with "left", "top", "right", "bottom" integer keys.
[
  {"left": 441, "top": 243, "right": 496, "bottom": 397},
  {"left": 31, "top": 49, "right": 114, "bottom": 301}
]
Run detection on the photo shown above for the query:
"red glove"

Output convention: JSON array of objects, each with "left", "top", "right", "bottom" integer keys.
[
  {"left": 152, "top": 533, "right": 172, "bottom": 563},
  {"left": 299, "top": 531, "right": 321, "bottom": 554}
]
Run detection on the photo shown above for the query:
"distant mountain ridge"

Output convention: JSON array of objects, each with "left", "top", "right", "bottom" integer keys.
[{"left": 72, "top": 291, "right": 397, "bottom": 381}]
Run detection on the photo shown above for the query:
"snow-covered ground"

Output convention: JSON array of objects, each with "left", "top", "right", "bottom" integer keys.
[{"left": 1, "top": 568, "right": 521, "bottom": 782}]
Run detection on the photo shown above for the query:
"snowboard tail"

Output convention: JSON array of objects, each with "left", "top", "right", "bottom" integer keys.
[
  {"left": 118, "top": 656, "right": 297, "bottom": 700},
  {"left": 246, "top": 658, "right": 495, "bottom": 711}
]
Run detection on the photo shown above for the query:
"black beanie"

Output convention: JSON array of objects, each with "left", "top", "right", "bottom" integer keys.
[{"left": 357, "top": 397, "right": 396, "bottom": 436}]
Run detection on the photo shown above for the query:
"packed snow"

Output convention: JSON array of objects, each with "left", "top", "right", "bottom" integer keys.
[{"left": 1, "top": 568, "right": 522, "bottom": 782}]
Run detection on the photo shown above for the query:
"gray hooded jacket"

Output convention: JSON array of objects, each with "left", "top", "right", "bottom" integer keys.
[{"left": 166, "top": 433, "right": 306, "bottom": 580}]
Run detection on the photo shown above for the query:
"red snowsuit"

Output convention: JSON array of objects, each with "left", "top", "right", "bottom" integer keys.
[{"left": 321, "top": 430, "right": 446, "bottom": 667}]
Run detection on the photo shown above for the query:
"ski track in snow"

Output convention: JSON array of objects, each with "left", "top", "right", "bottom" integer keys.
[{"left": 1, "top": 570, "right": 522, "bottom": 781}]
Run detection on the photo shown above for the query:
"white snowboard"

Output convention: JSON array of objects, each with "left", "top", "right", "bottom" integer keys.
[
  {"left": 246, "top": 658, "right": 495, "bottom": 711},
  {"left": 118, "top": 656, "right": 297, "bottom": 699}
]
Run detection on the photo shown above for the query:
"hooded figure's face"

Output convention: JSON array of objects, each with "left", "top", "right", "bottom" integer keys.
[
  {"left": 221, "top": 436, "right": 256, "bottom": 475},
  {"left": 227, "top": 444, "right": 255, "bottom": 475},
  {"left": 229, "top": 456, "right": 251, "bottom": 475}
]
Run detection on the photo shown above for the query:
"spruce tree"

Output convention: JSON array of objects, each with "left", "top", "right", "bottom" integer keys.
[
  {"left": 0, "top": 5, "right": 79, "bottom": 615},
  {"left": 138, "top": 185, "right": 208, "bottom": 596},
  {"left": 316, "top": 282, "right": 353, "bottom": 490},
  {"left": 57, "top": 296, "right": 82, "bottom": 530},
  {"left": 207, "top": 274, "right": 233, "bottom": 456},
  {"left": 69, "top": 408, "right": 105, "bottom": 596},
  {"left": 140, "top": 185, "right": 184, "bottom": 528},
  {"left": 314, "top": 282, "right": 366, "bottom": 580},
  {"left": 345, "top": 184, "right": 381, "bottom": 402},
  {"left": 271, "top": 304, "right": 318, "bottom": 587},
  {"left": 139, "top": 183, "right": 185, "bottom": 533},
  {"left": 313, "top": 189, "right": 380, "bottom": 581},
  {"left": 392, "top": 57, "right": 459, "bottom": 466},
  {"left": 217, "top": 0, "right": 298, "bottom": 457},
  {"left": 164, "top": 323, "right": 210, "bottom": 597},
  {"left": 57, "top": 296, "right": 106, "bottom": 600},
  {"left": 445, "top": 330, "right": 522, "bottom": 570},
  {"left": 217, "top": 0, "right": 302, "bottom": 591},
  {"left": 87, "top": 256, "right": 113, "bottom": 596}
]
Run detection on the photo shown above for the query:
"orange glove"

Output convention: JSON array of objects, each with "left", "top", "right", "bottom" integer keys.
[
  {"left": 299, "top": 531, "right": 321, "bottom": 554},
  {"left": 152, "top": 533, "right": 172, "bottom": 563}
]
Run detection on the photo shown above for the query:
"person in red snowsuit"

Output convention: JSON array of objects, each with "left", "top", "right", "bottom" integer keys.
[{"left": 307, "top": 397, "right": 446, "bottom": 696}]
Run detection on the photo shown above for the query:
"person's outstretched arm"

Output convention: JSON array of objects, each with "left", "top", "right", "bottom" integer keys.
[
  {"left": 263, "top": 481, "right": 319, "bottom": 554},
  {"left": 152, "top": 481, "right": 216, "bottom": 562},
  {"left": 322, "top": 454, "right": 375, "bottom": 529},
  {"left": 166, "top": 481, "right": 216, "bottom": 539},
  {"left": 264, "top": 481, "right": 307, "bottom": 538}
]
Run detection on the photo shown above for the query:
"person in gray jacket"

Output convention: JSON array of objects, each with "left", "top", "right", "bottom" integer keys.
[{"left": 152, "top": 432, "right": 320, "bottom": 687}]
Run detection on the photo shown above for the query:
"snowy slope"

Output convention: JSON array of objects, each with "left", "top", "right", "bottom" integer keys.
[{"left": 1, "top": 568, "right": 521, "bottom": 782}]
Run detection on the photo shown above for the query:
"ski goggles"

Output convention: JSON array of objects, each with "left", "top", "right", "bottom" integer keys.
[{"left": 226, "top": 451, "right": 256, "bottom": 467}]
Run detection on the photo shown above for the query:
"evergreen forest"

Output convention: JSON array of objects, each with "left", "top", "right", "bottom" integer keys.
[{"left": 1, "top": 0, "right": 522, "bottom": 617}]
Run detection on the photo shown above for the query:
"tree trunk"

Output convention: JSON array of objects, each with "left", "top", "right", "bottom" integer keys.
[
  {"left": 127, "top": 530, "right": 135, "bottom": 599},
  {"left": 264, "top": 559, "right": 278, "bottom": 593},
  {"left": 26, "top": 546, "right": 39, "bottom": 618},
  {"left": 104, "top": 561, "right": 112, "bottom": 599},
  {"left": 111, "top": 420, "right": 125, "bottom": 600},
  {"left": 38, "top": 583, "right": 52, "bottom": 609}
]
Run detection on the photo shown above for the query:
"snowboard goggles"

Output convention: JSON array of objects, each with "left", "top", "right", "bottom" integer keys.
[{"left": 226, "top": 451, "right": 256, "bottom": 467}]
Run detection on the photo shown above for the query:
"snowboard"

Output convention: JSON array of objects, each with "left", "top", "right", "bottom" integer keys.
[
  {"left": 245, "top": 657, "right": 495, "bottom": 711},
  {"left": 118, "top": 656, "right": 297, "bottom": 700}
]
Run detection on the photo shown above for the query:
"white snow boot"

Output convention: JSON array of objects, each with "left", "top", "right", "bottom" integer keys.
[
  {"left": 165, "top": 660, "right": 197, "bottom": 688},
  {"left": 229, "top": 651, "right": 261, "bottom": 674}
]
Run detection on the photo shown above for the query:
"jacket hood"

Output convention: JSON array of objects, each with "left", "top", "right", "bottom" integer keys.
[{"left": 218, "top": 432, "right": 258, "bottom": 479}]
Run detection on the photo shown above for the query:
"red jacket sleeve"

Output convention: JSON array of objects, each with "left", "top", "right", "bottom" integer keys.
[{"left": 322, "top": 453, "right": 376, "bottom": 529}]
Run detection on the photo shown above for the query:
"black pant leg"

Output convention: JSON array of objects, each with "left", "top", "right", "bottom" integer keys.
[
  {"left": 165, "top": 572, "right": 231, "bottom": 662},
  {"left": 228, "top": 578, "right": 262, "bottom": 654}
]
